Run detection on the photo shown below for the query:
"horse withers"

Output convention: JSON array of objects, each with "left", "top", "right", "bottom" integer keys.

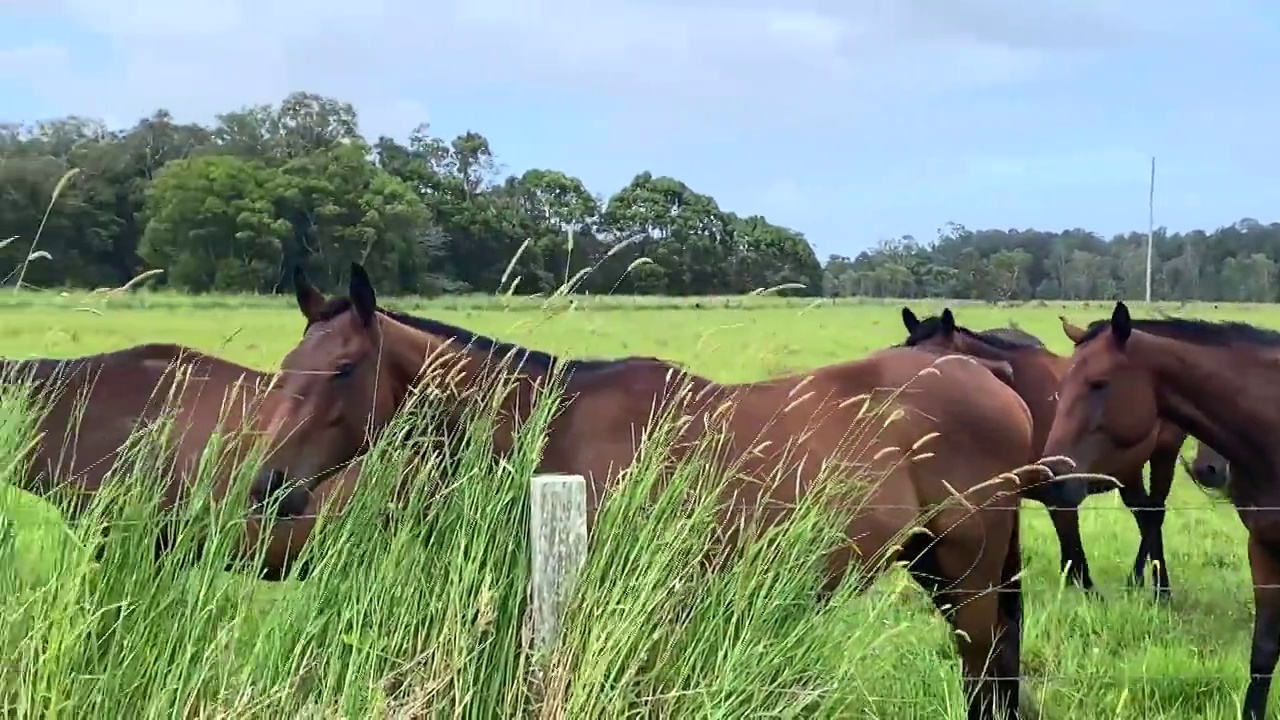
[
  {"left": 1042, "top": 300, "right": 1280, "bottom": 720},
  {"left": 901, "top": 306, "right": 1190, "bottom": 601},
  {"left": 250, "top": 262, "right": 1065, "bottom": 719}
]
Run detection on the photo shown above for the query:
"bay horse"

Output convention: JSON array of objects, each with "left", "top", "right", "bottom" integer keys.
[
  {"left": 900, "top": 307, "right": 1190, "bottom": 601},
  {"left": 0, "top": 342, "right": 325, "bottom": 580},
  {"left": 237, "top": 267, "right": 684, "bottom": 579},
  {"left": 254, "top": 267, "right": 687, "bottom": 510},
  {"left": 1042, "top": 300, "right": 1280, "bottom": 720},
  {"left": 250, "top": 263, "right": 1066, "bottom": 720}
]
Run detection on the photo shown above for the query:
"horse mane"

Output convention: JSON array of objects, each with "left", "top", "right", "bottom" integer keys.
[
  {"left": 312, "top": 296, "right": 670, "bottom": 374},
  {"left": 1079, "top": 316, "right": 1280, "bottom": 348},
  {"left": 969, "top": 326, "right": 1046, "bottom": 350},
  {"left": 906, "top": 314, "right": 1045, "bottom": 352}
]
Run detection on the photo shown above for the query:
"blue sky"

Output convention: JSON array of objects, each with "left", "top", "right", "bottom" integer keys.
[{"left": 2, "top": 0, "right": 1277, "bottom": 258}]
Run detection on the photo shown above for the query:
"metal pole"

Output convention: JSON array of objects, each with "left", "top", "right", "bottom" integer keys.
[{"left": 1146, "top": 156, "right": 1155, "bottom": 302}]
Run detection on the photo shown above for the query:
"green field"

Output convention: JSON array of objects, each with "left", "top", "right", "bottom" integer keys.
[{"left": 0, "top": 293, "right": 1270, "bottom": 719}]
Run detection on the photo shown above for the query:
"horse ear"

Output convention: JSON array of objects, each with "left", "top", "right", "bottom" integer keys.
[
  {"left": 1060, "top": 316, "right": 1088, "bottom": 345},
  {"left": 293, "top": 265, "right": 325, "bottom": 321},
  {"left": 901, "top": 307, "right": 920, "bottom": 333},
  {"left": 348, "top": 262, "right": 377, "bottom": 326},
  {"left": 1111, "top": 301, "right": 1132, "bottom": 347},
  {"left": 940, "top": 308, "right": 956, "bottom": 333}
]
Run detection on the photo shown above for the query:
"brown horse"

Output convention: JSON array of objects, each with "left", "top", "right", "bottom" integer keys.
[
  {"left": 0, "top": 342, "right": 318, "bottom": 580},
  {"left": 235, "top": 269, "right": 686, "bottom": 581},
  {"left": 901, "top": 307, "right": 1189, "bottom": 601},
  {"left": 1042, "top": 300, "right": 1280, "bottom": 720},
  {"left": 249, "top": 263, "right": 1063, "bottom": 720},
  {"left": 250, "top": 268, "right": 689, "bottom": 511}
]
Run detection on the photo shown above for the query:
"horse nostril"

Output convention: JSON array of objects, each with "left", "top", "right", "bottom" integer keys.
[
  {"left": 277, "top": 487, "right": 311, "bottom": 520},
  {"left": 1192, "top": 463, "right": 1226, "bottom": 488},
  {"left": 252, "top": 469, "right": 288, "bottom": 508}
]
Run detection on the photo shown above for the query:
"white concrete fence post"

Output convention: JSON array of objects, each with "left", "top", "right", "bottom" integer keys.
[{"left": 529, "top": 473, "right": 588, "bottom": 656}]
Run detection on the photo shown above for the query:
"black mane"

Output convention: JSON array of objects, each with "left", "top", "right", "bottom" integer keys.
[
  {"left": 969, "top": 325, "right": 1046, "bottom": 350},
  {"left": 906, "top": 314, "right": 1045, "bottom": 351},
  {"left": 310, "top": 297, "right": 655, "bottom": 374},
  {"left": 1079, "top": 316, "right": 1280, "bottom": 348},
  {"left": 381, "top": 307, "right": 568, "bottom": 372}
]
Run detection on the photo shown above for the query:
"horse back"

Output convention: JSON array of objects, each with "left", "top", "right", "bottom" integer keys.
[
  {"left": 550, "top": 348, "right": 1033, "bottom": 511},
  {"left": 8, "top": 343, "right": 270, "bottom": 508},
  {"left": 852, "top": 347, "right": 1035, "bottom": 513}
]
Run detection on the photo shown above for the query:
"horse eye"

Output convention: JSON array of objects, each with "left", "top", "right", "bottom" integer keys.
[
  {"left": 334, "top": 360, "right": 357, "bottom": 379},
  {"left": 1088, "top": 379, "right": 1109, "bottom": 392}
]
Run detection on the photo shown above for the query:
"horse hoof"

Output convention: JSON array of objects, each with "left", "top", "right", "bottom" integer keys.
[
  {"left": 1154, "top": 589, "right": 1172, "bottom": 604},
  {"left": 1126, "top": 566, "right": 1148, "bottom": 588},
  {"left": 1078, "top": 585, "right": 1104, "bottom": 601},
  {"left": 1065, "top": 582, "right": 1096, "bottom": 596},
  {"left": 1064, "top": 571, "right": 1094, "bottom": 592}
]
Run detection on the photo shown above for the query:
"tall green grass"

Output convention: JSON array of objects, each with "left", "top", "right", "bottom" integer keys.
[
  {"left": 0, "top": 158, "right": 974, "bottom": 720},
  {"left": 0, "top": 353, "right": 962, "bottom": 719}
]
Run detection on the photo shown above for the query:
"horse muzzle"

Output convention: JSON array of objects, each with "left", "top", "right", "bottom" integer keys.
[
  {"left": 249, "top": 468, "right": 310, "bottom": 519},
  {"left": 1190, "top": 460, "right": 1230, "bottom": 491}
]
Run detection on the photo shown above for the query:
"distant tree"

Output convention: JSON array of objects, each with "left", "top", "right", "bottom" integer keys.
[{"left": 1, "top": 91, "right": 1278, "bottom": 299}]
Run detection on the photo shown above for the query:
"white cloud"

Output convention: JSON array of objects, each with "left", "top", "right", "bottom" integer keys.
[{"left": 7, "top": 0, "right": 1159, "bottom": 138}]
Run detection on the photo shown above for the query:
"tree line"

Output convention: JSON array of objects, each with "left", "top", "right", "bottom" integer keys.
[
  {"left": 829, "top": 221, "right": 1280, "bottom": 302},
  {"left": 0, "top": 91, "right": 1274, "bottom": 301}
]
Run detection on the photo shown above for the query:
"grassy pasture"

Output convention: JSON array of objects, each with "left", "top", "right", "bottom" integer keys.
[{"left": 0, "top": 292, "right": 1268, "bottom": 719}]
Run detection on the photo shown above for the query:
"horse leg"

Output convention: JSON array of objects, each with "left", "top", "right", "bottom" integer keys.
[
  {"left": 997, "top": 516, "right": 1023, "bottom": 715},
  {"left": 1243, "top": 533, "right": 1280, "bottom": 720},
  {"left": 1115, "top": 469, "right": 1152, "bottom": 590},
  {"left": 92, "top": 529, "right": 172, "bottom": 570},
  {"left": 906, "top": 529, "right": 1018, "bottom": 720},
  {"left": 92, "top": 527, "right": 109, "bottom": 563},
  {"left": 816, "top": 543, "right": 858, "bottom": 607},
  {"left": 152, "top": 529, "right": 175, "bottom": 560},
  {"left": 1045, "top": 506, "right": 1095, "bottom": 593},
  {"left": 1144, "top": 447, "right": 1177, "bottom": 602}
]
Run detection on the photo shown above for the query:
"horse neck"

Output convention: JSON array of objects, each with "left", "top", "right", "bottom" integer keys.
[
  {"left": 954, "top": 334, "right": 1057, "bottom": 380},
  {"left": 948, "top": 334, "right": 1004, "bottom": 361},
  {"left": 1133, "top": 333, "right": 1279, "bottom": 496},
  {"left": 383, "top": 320, "right": 535, "bottom": 456},
  {"left": 968, "top": 334, "right": 1068, "bottom": 370}
]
